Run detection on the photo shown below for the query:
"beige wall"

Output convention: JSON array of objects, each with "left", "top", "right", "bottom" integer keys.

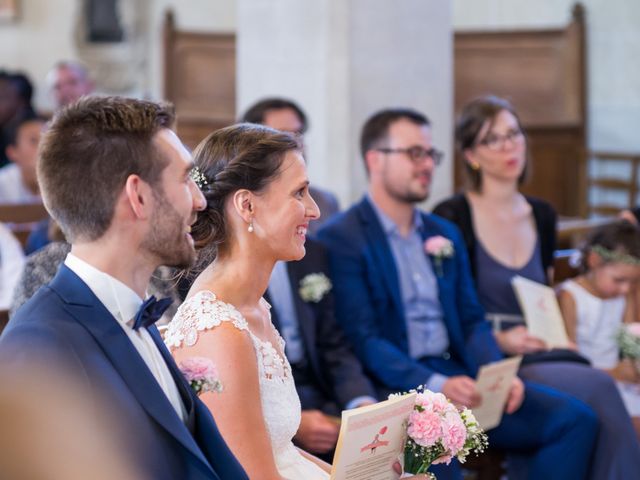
[{"left": 0, "top": 0, "right": 236, "bottom": 112}]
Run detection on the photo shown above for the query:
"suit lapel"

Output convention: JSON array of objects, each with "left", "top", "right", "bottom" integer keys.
[
  {"left": 50, "top": 266, "right": 212, "bottom": 474},
  {"left": 262, "top": 290, "right": 280, "bottom": 332},
  {"left": 147, "top": 326, "right": 196, "bottom": 433},
  {"left": 358, "top": 199, "right": 405, "bottom": 319},
  {"left": 418, "top": 214, "right": 465, "bottom": 351},
  {"left": 286, "top": 261, "right": 323, "bottom": 377}
]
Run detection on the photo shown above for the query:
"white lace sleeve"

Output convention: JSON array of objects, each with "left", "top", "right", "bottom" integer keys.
[{"left": 164, "top": 291, "right": 249, "bottom": 349}]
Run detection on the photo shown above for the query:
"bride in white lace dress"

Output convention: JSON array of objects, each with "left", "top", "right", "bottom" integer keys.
[{"left": 165, "top": 124, "right": 330, "bottom": 479}]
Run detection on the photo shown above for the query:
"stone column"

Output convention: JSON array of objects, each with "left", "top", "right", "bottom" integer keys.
[{"left": 237, "top": 0, "right": 453, "bottom": 207}]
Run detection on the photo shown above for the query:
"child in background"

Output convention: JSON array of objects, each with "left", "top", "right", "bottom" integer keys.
[
  {"left": 558, "top": 220, "right": 640, "bottom": 437},
  {"left": 0, "top": 115, "right": 45, "bottom": 204}
]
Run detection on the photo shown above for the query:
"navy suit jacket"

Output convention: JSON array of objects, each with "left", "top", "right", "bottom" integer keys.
[
  {"left": 266, "top": 238, "right": 376, "bottom": 410},
  {"left": 317, "top": 197, "right": 503, "bottom": 393},
  {"left": 0, "top": 265, "right": 248, "bottom": 480}
]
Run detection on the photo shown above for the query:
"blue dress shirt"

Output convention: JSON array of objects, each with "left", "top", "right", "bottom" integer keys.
[{"left": 370, "top": 200, "right": 450, "bottom": 392}]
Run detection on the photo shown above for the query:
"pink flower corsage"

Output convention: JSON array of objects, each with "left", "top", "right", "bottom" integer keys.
[
  {"left": 424, "top": 236, "right": 454, "bottom": 276},
  {"left": 179, "top": 357, "right": 223, "bottom": 396}
]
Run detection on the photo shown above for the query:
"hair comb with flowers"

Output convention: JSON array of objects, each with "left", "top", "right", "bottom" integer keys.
[
  {"left": 190, "top": 166, "right": 211, "bottom": 190},
  {"left": 591, "top": 245, "right": 640, "bottom": 266}
]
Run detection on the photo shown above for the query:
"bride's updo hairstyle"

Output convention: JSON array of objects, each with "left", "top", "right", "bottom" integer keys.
[{"left": 189, "top": 122, "right": 302, "bottom": 273}]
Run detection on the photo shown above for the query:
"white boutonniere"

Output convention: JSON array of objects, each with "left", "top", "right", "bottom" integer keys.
[
  {"left": 424, "top": 235, "right": 454, "bottom": 277},
  {"left": 299, "top": 273, "right": 332, "bottom": 303}
]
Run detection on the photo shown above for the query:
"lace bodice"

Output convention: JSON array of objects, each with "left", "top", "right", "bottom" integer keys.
[{"left": 165, "top": 291, "right": 302, "bottom": 455}]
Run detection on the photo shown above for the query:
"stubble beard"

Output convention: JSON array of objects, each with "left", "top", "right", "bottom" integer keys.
[{"left": 142, "top": 191, "right": 195, "bottom": 269}]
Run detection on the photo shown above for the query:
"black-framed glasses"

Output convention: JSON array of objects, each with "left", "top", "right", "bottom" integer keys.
[
  {"left": 477, "top": 129, "right": 524, "bottom": 151},
  {"left": 376, "top": 146, "right": 444, "bottom": 165}
]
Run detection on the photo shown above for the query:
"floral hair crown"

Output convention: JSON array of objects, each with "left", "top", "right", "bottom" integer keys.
[
  {"left": 591, "top": 244, "right": 640, "bottom": 266},
  {"left": 190, "top": 166, "right": 211, "bottom": 190}
]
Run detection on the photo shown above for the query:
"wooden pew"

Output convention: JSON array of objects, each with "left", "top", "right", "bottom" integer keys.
[
  {"left": 557, "top": 216, "right": 616, "bottom": 250},
  {"left": 0, "top": 203, "right": 49, "bottom": 248}
]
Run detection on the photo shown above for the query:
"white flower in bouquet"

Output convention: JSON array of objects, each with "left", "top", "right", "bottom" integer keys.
[{"left": 617, "top": 323, "right": 640, "bottom": 360}]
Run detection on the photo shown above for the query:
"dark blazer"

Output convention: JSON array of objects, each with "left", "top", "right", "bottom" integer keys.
[
  {"left": 432, "top": 193, "right": 557, "bottom": 280},
  {"left": 267, "top": 239, "right": 376, "bottom": 409},
  {"left": 317, "top": 197, "right": 503, "bottom": 392},
  {"left": 0, "top": 265, "right": 248, "bottom": 480}
]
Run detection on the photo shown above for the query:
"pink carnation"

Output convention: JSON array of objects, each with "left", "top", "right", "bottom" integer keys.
[
  {"left": 626, "top": 323, "right": 640, "bottom": 337},
  {"left": 179, "top": 356, "right": 218, "bottom": 383},
  {"left": 416, "top": 391, "right": 452, "bottom": 414},
  {"left": 440, "top": 410, "right": 467, "bottom": 455},
  {"left": 407, "top": 409, "right": 442, "bottom": 447},
  {"left": 424, "top": 236, "right": 453, "bottom": 257}
]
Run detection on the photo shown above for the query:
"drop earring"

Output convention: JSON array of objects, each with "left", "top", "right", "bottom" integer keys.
[
  {"left": 248, "top": 220, "right": 254, "bottom": 233},
  {"left": 470, "top": 161, "right": 480, "bottom": 171}
]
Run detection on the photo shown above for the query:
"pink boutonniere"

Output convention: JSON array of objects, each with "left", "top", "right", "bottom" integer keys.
[
  {"left": 178, "top": 357, "right": 223, "bottom": 396},
  {"left": 424, "top": 236, "right": 454, "bottom": 277}
]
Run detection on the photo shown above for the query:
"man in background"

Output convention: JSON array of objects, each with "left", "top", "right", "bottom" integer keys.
[
  {"left": 46, "top": 61, "right": 95, "bottom": 110},
  {"left": 241, "top": 98, "right": 339, "bottom": 235}
]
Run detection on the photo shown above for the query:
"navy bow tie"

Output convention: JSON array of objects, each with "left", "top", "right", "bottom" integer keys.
[{"left": 133, "top": 295, "right": 173, "bottom": 330}]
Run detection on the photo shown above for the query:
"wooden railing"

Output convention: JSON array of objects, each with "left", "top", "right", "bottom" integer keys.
[{"left": 588, "top": 151, "right": 640, "bottom": 217}]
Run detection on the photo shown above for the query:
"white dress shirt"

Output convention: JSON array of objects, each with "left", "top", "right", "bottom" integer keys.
[{"left": 65, "top": 253, "right": 187, "bottom": 422}]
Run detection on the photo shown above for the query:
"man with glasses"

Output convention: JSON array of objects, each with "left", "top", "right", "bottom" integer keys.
[{"left": 318, "top": 108, "right": 598, "bottom": 479}]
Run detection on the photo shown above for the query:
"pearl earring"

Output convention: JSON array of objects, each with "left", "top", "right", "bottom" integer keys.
[{"left": 248, "top": 220, "right": 254, "bottom": 233}]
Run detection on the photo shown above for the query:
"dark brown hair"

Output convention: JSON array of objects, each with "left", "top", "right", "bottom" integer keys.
[
  {"left": 455, "top": 95, "right": 529, "bottom": 191},
  {"left": 359, "top": 108, "right": 430, "bottom": 174},
  {"left": 37, "top": 96, "right": 175, "bottom": 242},
  {"left": 241, "top": 98, "right": 308, "bottom": 134},
  {"left": 580, "top": 220, "right": 640, "bottom": 272},
  {"left": 189, "top": 123, "right": 301, "bottom": 274}
]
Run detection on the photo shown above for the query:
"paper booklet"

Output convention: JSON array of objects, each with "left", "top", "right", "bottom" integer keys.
[
  {"left": 472, "top": 356, "right": 522, "bottom": 431},
  {"left": 511, "top": 275, "right": 571, "bottom": 348},
  {"left": 330, "top": 392, "right": 416, "bottom": 480}
]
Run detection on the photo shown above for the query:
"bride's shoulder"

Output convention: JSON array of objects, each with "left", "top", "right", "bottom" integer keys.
[{"left": 164, "top": 290, "right": 249, "bottom": 349}]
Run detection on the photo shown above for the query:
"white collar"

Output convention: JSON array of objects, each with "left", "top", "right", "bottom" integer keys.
[{"left": 64, "top": 253, "right": 143, "bottom": 328}]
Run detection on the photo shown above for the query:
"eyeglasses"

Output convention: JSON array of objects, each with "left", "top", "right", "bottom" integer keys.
[
  {"left": 476, "top": 129, "right": 524, "bottom": 151},
  {"left": 376, "top": 146, "right": 444, "bottom": 166}
]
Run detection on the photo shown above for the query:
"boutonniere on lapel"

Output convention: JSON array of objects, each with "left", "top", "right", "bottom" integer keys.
[
  {"left": 299, "top": 273, "right": 332, "bottom": 303},
  {"left": 178, "top": 357, "right": 223, "bottom": 396},
  {"left": 424, "top": 235, "right": 454, "bottom": 277}
]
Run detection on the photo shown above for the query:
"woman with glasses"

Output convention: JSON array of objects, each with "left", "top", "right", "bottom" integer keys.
[{"left": 433, "top": 94, "right": 640, "bottom": 479}]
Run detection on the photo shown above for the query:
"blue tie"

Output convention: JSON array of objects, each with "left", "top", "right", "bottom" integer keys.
[{"left": 133, "top": 295, "right": 173, "bottom": 330}]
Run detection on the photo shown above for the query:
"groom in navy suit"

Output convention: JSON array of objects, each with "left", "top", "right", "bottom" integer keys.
[
  {"left": 0, "top": 97, "right": 247, "bottom": 480},
  {"left": 318, "top": 108, "right": 598, "bottom": 479}
]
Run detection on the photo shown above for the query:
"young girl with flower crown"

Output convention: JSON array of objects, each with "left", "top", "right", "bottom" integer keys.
[{"left": 558, "top": 220, "right": 640, "bottom": 437}]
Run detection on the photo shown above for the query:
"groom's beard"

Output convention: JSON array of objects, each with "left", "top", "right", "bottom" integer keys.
[{"left": 142, "top": 190, "right": 196, "bottom": 269}]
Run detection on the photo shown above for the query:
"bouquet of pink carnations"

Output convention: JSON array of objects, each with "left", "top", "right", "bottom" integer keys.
[
  {"left": 400, "top": 388, "right": 488, "bottom": 479},
  {"left": 178, "top": 357, "right": 223, "bottom": 396}
]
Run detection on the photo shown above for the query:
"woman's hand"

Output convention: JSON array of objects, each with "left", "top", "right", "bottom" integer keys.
[{"left": 495, "top": 325, "right": 547, "bottom": 355}]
